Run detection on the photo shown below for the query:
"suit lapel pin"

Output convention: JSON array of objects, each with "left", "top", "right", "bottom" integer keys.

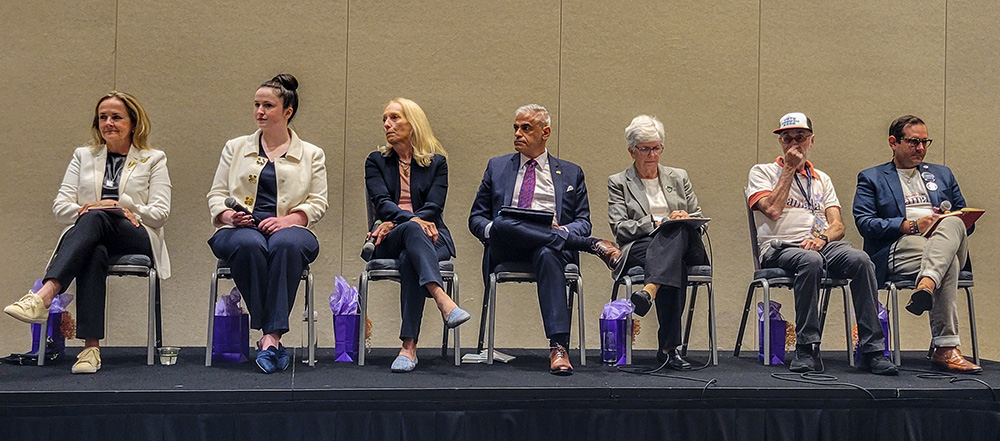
[
  {"left": 665, "top": 186, "right": 674, "bottom": 193},
  {"left": 256, "top": 157, "right": 267, "bottom": 166},
  {"left": 556, "top": 170, "right": 561, "bottom": 174},
  {"left": 566, "top": 185, "right": 574, "bottom": 191},
  {"left": 141, "top": 157, "right": 149, "bottom": 163},
  {"left": 248, "top": 174, "right": 258, "bottom": 184},
  {"left": 127, "top": 160, "right": 137, "bottom": 170}
]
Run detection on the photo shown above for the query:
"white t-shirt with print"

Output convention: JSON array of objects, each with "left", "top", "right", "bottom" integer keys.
[
  {"left": 897, "top": 168, "right": 934, "bottom": 220},
  {"left": 746, "top": 160, "right": 840, "bottom": 258}
]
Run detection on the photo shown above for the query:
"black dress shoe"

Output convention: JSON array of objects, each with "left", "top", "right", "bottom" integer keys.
[
  {"left": 905, "top": 289, "right": 933, "bottom": 316},
  {"left": 630, "top": 289, "right": 652, "bottom": 317},
  {"left": 664, "top": 349, "right": 691, "bottom": 370},
  {"left": 789, "top": 343, "right": 823, "bottom": 373},
  {"left": 859, "top": 352, "right": 899, "bottom": 376}
]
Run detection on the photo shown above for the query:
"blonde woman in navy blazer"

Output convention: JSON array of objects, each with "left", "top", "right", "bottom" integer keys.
[
  {"left": 365, "top": 98, "right": 469, "bottom": 373},
  {"left": 4, "top": 92, "right": 171, "bottom": 374},
  {"left": 207, "top": 74, "right": 328, "bottom": 374}
]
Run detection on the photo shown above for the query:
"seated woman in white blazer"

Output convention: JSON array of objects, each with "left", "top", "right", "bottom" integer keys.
[
  {"left": 207, "top": 74, "right": 328, "bottom": 374},
  {"left": 4, "top": 91, "right": 172, "bottom": 374}
]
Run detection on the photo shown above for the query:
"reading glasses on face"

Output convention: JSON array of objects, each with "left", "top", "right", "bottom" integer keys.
[
  {"left": 632, "top": 145, "right": 663, "bottom": 155},
  {"left": 901, "top": 137, "right": 933, "bottom": 148},
  {"left": 778, "top": 133, "right": 812, "bottom": 144}
]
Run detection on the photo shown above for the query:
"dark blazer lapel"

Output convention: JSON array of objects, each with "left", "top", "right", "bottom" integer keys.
[
  {"left": 385, "top": 152, "right": 401, "bottom": 203},
  {"left": 625, "top": 166, "right": 650, "bottom": 216},
  {"left": 880, "top": 162, "right": 906, "bottom": 216},
  {"left": 550, "top": 153, "right": 564, "bottom": 216},
  {"left": 500, "top": 154, "right": 519, "bottom": 206}
]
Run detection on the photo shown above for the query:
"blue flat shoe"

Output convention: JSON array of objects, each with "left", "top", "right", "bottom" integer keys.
[
  {"left": 256, "top": 346, "right": 278, "bottom": 374},
  {"left": 391, "top": 354, "right": 418, "bottom": 373},
  {"left": 444, "top": 307, "right": 471, "bottom": 329},
  {"left": 275, "top": 344, "right": 290, "bottom": 371}
]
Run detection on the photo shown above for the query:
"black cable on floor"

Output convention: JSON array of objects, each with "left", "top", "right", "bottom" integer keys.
[
  {"left": 616, "top": 358, "right": 719, "bottom": 397},
  {"left": 770, "top": 372, "right": 877, "bottom": 400},
  {"left": 900, "top": 367, "right": 997, "bottom": 402}
]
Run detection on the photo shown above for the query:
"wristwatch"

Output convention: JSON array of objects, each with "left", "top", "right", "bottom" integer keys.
[{"left": 817, "top": 234, "right": 829, "bottom": 244}]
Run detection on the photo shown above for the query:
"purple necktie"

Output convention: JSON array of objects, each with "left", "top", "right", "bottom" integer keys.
[{"left": 517, "top": 159, "right": 537, "bottom": 209}]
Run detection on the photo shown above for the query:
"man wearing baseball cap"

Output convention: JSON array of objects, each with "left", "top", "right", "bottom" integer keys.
[
  {"left": 746, "top": 112, "right": 897, "bottom": 375},
  {"left": 853, "top": 115, "right": 981, "bottom": 373}
]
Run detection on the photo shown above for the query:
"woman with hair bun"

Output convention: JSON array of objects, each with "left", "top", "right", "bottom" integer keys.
[
  {"left": 4, "top": 91, "right": 172, "bottom": 374},
  {"left": 207, "top": 74, "right": 328, "bottom": 374},
  {"left": 364, "top": 98, "right": 468, "bottom": 372}
]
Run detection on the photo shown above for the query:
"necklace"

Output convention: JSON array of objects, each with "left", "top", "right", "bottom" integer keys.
[{"left": 398, "top": 159, "right": 411, "bottom": 177}]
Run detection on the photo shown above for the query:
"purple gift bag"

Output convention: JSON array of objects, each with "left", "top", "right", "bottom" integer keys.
[
  {"left": 30, "top": 312, "right": 66, "bottom": 358},
  {"left": 212, "top": 313, "right": 250, "bottom": 363},
  {"left": 334, "top": 314, "right": 360, "bottom": 362},
  {"left": 854, "top": 302, "right": 892, "bottom": 363},
  {"left": 600, "top": 318, "right": 630, "bottom": 365},
  {"left": 758, "top": 301, "right": 786, "bottom": 365}
]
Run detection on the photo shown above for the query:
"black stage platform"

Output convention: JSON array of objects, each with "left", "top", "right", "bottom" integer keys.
[{"left": 2, "top": 347, "right": 998, "bottom": 440}]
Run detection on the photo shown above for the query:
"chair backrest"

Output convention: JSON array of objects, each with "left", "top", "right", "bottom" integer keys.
[{"left": 744, "top": 189, "right": 762, "bottom": 271}]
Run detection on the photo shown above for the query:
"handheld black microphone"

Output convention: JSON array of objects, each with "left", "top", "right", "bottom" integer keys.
[
  {"left": 769, "top": 239, "right": 802, "bottom": 250},
  {"left": 224, "top": 197, "right": 261, "bottom": 225},
  {"left": 361, "top": 220, "right": 383, "bottom": 261}
]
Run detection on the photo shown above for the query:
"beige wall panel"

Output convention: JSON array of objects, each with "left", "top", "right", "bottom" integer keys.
[
  {"left": 106, "top": 0, "right": 348, "bottom": 348},
  {"left": 758, "top": 1, "right": 948, "bottom": 353},
  {"left": 559, "top": 1, "right": 759, "bottom": 354},
  {"left": 945, "top": 0, "right": 1000, "bottom": 357},
  {"left": 0, "top": 2, "right": 116, "bottom": 357},
  {"left": 345, "top": 1, "right": 562, "bottom": 351}
]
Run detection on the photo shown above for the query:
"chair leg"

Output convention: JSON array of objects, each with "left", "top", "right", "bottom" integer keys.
[
  {"left": 306, "top": 271, "right": 315, "bottom": 367},
  {"left": 37, "top": 313, "right": 49, "bottom": 367},
  {"left": 708, "top": 282, "right": 718, "bottom": 365},
  {"left": 476, "top": 278, "right": 492, "bottom": 353},
  {"left": 575, "top": 275, "right": 586, "bottom": 366},
  {"left": 623, "top": 277, "right": 632, "bottom": 365},
  {"left": 453, "top": 274, "right": 461, "bottom": 367},
  {"left": 890, "top": 283, "right": 901, "bottom": 366},
  {"left": 965, "top": 287, "right": 979, "bottom": 366},
  {"left": 818, "top": 287, "right": 832, "bottom": 333},
  {"left": 841, "top": 286, "right": 854, "bottom": 367},
  {"left": 681, "top": 284, "right": 698, "bottom": 357},
  {"left": 147, "top": 269, "right": 157, "bottom": 366},
  {"left": 206, "top": 269, "right": 220, "bottom": 367},
  {"left": 358, "top": 272, "right": 369, "bottom": 366},
  {"left": 154, "top": 275, "right": 162, "bottom": 349},
  {"left": 762, "top": 280, "right": 771, "bottom": 366},
  {"left": 733, "top": 281, "right": 758, "bottom": 357},
  {"left": 441, "top": 275, "right": 451, "bottom": 359},
  {"left": 487, "top": 274, "right": 498, "bottom": 365}
]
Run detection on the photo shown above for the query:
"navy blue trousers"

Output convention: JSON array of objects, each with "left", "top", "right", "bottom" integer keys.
[
  {"left": 209, "top": 226, "right": 318, "bottom": 335},
  {"left": 373, "top": 221, "right": 450, "bottom": 342},
  {"left": 488, "top": 216, "right": 574, "bottom": 340},
  {"left": 45, "top": 210, "right": 152, "bottom": 340}
]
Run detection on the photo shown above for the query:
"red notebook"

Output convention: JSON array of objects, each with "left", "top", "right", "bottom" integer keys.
[{"left": 923, "top": 208, "right": 984, "bottom": 237}]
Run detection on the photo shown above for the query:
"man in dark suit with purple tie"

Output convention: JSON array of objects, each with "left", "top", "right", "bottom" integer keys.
[{"left": 469, "top": 104, "right": 623, "bottom": 375}]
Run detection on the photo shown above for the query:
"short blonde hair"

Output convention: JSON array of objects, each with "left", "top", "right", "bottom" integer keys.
[
  {"left": 89, "top": 91, "right": 153, "bottom": 150},
  {"left": 378, "top": 98, "right": 446, "bottom": 167}
]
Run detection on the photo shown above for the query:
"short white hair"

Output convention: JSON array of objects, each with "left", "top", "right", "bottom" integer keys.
[
  {"left": 515, "top": 104, "right": 550, "bottom": 128},
  {"left": 625, "top": 115, "right": 664, "bottom": 149}
]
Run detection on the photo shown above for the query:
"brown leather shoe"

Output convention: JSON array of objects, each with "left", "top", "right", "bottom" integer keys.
[
  {"left": 931, "top": 347, "right": 982, "bottom": 373},
  {"left": 549, "top": 344, "right": 573, "bottom": 376},
  {"left": 592, "top": 239, "right": 624, "bottom": 273}
]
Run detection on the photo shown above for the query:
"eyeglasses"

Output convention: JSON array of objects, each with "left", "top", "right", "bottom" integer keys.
[
  {"left": 900, "top": 137, "right": 933, "bottom": 148},
  {"left": 631, "top": 145, "right": 663, "bottom": 155},
  {"left": 778, "top": 133, "right": 812, "bottom": 144}
]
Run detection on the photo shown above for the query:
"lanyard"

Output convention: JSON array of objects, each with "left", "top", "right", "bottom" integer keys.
[{"left": 793, "top": 170, "right": 817, "bottom": 213}]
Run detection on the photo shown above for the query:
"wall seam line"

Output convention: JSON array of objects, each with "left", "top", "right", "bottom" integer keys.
[
  {"left": 756, "top": 0, "right": 762, "bottom": 164},
  {"left": 556, "top": 0, "right": 563, "bottom": 156},
  {"left": 341, "top": 0, "right": 351, "bottom": 277},
  {"left": 113, "top": 0, "right": 119, "bottom": 88}
]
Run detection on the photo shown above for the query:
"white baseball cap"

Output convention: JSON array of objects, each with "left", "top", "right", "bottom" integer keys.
[{"left": 773, "top": 112, "right": 813, "bottom": 133}]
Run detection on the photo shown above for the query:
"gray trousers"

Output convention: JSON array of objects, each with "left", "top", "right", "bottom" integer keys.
[
  {"left": 762, "top": 241, "right": 886, "bottom": 354},
  {"left": 889, "top": 216, "right": 968, "bottom": 347}
]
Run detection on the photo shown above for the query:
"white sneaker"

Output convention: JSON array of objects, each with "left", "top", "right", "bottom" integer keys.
[
  {"left": 72, "top": 347, "right": 101, "bottom": 374},
  {"left": 4, "top": 291, "right": 49, "bottom": 324}
]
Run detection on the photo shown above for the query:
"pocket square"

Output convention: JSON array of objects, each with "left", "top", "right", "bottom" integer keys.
[{"left": 566, "top": 185, "right": 574, "bottom": 191}]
